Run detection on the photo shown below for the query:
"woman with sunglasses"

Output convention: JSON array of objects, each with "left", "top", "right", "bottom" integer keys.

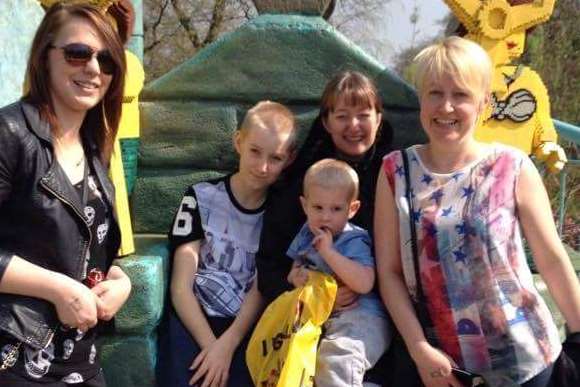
[{"left": 0, "top": 3, "right": 131, "bottom": 386}]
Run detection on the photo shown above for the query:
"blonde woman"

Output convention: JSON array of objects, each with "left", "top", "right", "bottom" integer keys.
[{"left": 375, "top": 36, "right": 580, "bottom": 387}]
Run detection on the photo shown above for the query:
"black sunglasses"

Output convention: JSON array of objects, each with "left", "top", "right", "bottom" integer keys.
[{"left": 50, "top": 43, "right": 116, "bottom": 75}]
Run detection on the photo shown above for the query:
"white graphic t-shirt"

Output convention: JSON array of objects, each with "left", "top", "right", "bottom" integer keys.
[{"left": 169, "top": 175, "right": 264, "bottom": 317}]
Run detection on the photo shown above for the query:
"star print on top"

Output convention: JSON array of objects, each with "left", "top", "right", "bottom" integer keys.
[{"left": 382, "top": 144, "right": 560, "bottom": 386}]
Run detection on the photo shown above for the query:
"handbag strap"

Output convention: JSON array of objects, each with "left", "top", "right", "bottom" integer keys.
[
  {"left": 401, "top": 149, "right": 425, "bottom": 305},
  {"left": 402, "top": 150, "right": 441, "bottom": 347},
  {"left": 401, "top": 150, "right": 482, "bottom": 380}
]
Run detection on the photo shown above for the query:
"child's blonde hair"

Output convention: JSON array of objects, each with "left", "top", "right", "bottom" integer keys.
[
  {"left": 303, "top": 159, "right": 359, "bottom": 202},
  {"left": 239, "top": 101, "right": 297, "bottom": 150},
  {"left": 413, "top": 36, "right": 492, "bottom": 102}
]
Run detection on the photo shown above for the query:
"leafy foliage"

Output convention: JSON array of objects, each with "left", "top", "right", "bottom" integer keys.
[
  {"left": 520, "top": 0, "right": 580, "bottom": 124},
  {"left": 520, "top": 0, "right": 579, "bottom": 248}
]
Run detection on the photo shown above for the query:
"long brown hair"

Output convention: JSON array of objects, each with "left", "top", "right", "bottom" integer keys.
[{"left": 24, "top": 2, "right": 126, "bottom": 165}]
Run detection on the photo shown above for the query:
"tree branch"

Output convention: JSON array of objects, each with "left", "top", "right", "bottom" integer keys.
[
  {"left": 204, "top": 0, "right": 227, "bottom": 45},
  {"left": 171, "top": 0, "right": 202, "bottom": 48},
  {"left": 144, "top": 0, "right": 170, "bottom": 54}
]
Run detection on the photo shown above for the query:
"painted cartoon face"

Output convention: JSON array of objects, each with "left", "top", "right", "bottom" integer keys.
[
  {"left": 234, "top": 125, "right": 294, "bottom": 192},
  {"left": 323, "top": 97, "right": 382, "bottom": 160},
  {"left": 300, "top": 185, "right": 358, "bottom": 236},
  {"left": 420, "top": 72, "right": 487, "bottom": 147},
  {"left": 506, "top": 32, "right": 525, "bottom": 61},
  {"left": 48, "top": 17, "right": 112, "bottom": 119}
]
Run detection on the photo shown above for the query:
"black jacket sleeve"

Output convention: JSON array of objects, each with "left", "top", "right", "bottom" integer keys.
[
  {"left": 256, "top": 177, "right": 306, "bottom": 303},
  {"left": 0, "top": 109, "right": 22, "bottom": 283},
  {"left": 254, "top": 113, "right": 394, "bottom": 302}
]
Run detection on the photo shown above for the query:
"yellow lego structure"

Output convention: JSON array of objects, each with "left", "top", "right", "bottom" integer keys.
[
  {"left": 113, "top": 49, "right": 144, "bottom": 255},
  {"left": 119, "top": 51, "right": 144, "bottom": 140},
  {"left": 443, "top": 0, "right": 567, "bottom": 172}
]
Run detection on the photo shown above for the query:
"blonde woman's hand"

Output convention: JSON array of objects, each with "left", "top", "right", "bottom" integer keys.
[{"left": 412, "top": 342, "right": 463, "bottom": 387}]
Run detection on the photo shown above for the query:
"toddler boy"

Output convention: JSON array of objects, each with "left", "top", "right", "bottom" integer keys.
[{"left": 287, "top": 158, "right": 391, "bottom": 387}]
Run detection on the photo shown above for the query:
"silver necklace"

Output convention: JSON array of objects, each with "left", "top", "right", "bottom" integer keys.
[
  {"left": 74, "top": 154, "right": 86, "bottom": 168},
  {"left": 53, "top": 136, "right": 85, "bottom": 169}
]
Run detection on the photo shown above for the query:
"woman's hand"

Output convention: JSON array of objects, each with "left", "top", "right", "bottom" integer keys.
[
  {"left": 189, "top": 333, "right": 236, "bottom": 387},
  {"left": 51, "top": 273, "right": 99, "bottom": 332},
  {"left": 91, "top": 265, "right": 132, "bottom": 321},
  {"left": 333, "top": 284, "right": 359, "bottom": 311},
  {"left": 412, "top": 342, "right": 462, "bottom": 387}
]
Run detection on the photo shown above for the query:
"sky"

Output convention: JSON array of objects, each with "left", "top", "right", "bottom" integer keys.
[
  {"left": 387, "top": 0, "right": 450, "bottom": 52},
  {"left": 365, "top": 0, "right": 451, "bottom": 66}
]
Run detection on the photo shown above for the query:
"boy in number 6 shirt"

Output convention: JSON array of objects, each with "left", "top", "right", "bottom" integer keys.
[{"left": 163, "top": 101, "right": 297, "bottom": 387}]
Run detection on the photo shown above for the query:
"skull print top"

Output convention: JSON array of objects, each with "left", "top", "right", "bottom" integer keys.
[{"left": 0, "top": 166, "right": 110, "bottom": 383}]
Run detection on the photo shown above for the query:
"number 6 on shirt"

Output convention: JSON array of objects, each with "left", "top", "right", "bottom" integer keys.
[{"left": 172, "top": 196, "right": 197, "bottom": 236}]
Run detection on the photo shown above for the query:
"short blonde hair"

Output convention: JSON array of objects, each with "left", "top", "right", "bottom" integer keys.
[
  {"left": 413, "top": 36, "right": 492, "bottom": 101},
  {"left": 303, "top": 159, "right": 359, "bottom": 202},
  {"left": 239, "top": 101, "right": 297, "bottom": 150}
]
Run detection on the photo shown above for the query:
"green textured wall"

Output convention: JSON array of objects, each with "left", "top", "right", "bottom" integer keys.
[
  {"left": 134, "top": 14, "right": 424, "bottom": 233},
  {"left": 99, "top": 243, "right": 169, "bottom": 387}
]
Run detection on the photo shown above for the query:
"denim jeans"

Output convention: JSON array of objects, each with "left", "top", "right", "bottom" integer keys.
[
  {"left": 156, "top": 309, "right": 253, "bottom": 387},
  {"left": 522, "top": 363, "right": 553, "bottom": 387},
  {"left": 315, "top": 308, "right": 391, "bottom": 387}
]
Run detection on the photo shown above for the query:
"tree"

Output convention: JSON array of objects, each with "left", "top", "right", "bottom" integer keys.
[
  {"left": 327, "top": 0, "right": 394, "bottom": 63},
  {"left": 143, "top": 0, "right": 390, "bottom": 81},
  {"left": 520, "top": 0, "right": 580, "bottom": 247},
  {"left": 144, "top": 0, "right": 256, "bottom": 81},
  {"left": 521, "top": 0, "right": 579, "bottom": 124},
  {"left": 391, "top": 9, "right": 451, "bottom": 83}
]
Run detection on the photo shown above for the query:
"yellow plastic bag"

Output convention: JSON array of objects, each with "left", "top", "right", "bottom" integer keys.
[{"left": 246, "top": 271, "right": 337, "bottom": 387}]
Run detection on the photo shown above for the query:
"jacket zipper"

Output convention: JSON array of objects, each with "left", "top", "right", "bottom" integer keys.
[
  {"left": 40, "top": 180, "right": 92, "bottom": 276},
  {"left": 39, "top": 179, "right": 92, "bottom": 346}
]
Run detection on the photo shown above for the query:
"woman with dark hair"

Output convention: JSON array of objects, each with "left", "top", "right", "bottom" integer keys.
[
  {"left": 0, "top": 3, "right": 131, "bottom": 386},
  {"left": 257, "top": 70, "right": 393, "bottom": 305},
  {"left": 255, "top": 71, "right": 395, "bottom": 385}
]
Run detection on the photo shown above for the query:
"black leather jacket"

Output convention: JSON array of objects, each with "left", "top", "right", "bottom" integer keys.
[{"left": 0, "top": 101, "right": 120, "bottom": 349}]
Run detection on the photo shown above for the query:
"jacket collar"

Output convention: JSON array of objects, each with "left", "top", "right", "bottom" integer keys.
[
  {"left": 21, "top": 101, "right": 52, "bottom": 144},
  {"left": 20, "top": 102, "right": 85, "bottom": 219},
  {"left": 22, "top": 101, "right": 116, "bottom": 218},
  {"left": 39, "top": 150, "right": 117, "bottom": 225},
  {"left": 39, "top": 162, "right": 88, "bottom": 222}
]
